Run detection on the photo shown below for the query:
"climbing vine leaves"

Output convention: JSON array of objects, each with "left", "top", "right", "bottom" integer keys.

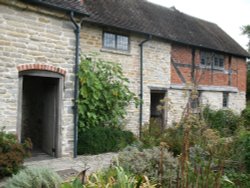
[{"left": 78, "top": 56, "right": 139, "bottom": 132}]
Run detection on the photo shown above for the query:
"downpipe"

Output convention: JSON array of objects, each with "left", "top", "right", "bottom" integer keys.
[
  {"left": 70, "top": 11, "right": 81, "bottom": 158},
  {"left": 138, "top": 35, "right": 152, "bottom": 138}
]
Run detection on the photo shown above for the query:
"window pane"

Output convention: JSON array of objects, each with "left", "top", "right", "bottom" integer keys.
[
  {"left": 206, "top": 56, "right": 211, "bottom": 66},
  {"left": 214, "top": 57, "right": 219, "bottom": 67},
  {"left": 219, "top": 58, "right": 224, "bottom": 68},
  {"left": 103, "top": 33, "right": 115, "bottom": 48},
  {"left": 200, "top": 52, "right": 206, "bottom": 65},
  {"left": 117, "top": 35, "right": 128, "bottom": 50}
]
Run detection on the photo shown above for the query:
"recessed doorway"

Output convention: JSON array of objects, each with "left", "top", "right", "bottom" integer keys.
[
  {"left": 18, "top": 71, "right": 62, "bottom": 158},
  {"left": 150, "top": 90, "right": 167, "bottom": 131}
]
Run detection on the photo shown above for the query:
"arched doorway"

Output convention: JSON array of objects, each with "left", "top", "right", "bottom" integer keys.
[{"left": 17, "top": 68, "right": 64, "bottom": 158}]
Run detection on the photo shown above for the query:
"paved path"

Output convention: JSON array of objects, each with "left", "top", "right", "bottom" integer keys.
[
  {"left": 25, "top": 152, "right": 118, "bottom": 176},
  {"left": 0, "top": 152, "right": 118, "bottom": 187}
]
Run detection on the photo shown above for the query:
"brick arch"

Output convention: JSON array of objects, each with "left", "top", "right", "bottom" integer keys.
[{"left": 17, "top": 64, "right": 66, "bottom": 76}]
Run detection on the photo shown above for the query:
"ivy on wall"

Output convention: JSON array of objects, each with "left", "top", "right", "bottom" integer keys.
[{"left": 78, "top": 56, "right": 139, "bottom": 132}]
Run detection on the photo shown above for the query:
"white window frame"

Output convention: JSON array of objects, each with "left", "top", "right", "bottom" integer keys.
[{"left": 200, "top": 51, "right": 224, "bottom": 70}]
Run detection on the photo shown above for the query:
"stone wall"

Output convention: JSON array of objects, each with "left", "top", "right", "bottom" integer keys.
[
  {"left": 0, "top": 2, "right": 76, "bottom": 156},
  {"left": 80, "top": 23, "right": 171, "bottom": 134},
  {"left": 201, "top": 91, "right": 246, "bottom": 114},
  {"left": 0, "top": 1, "right": 247, "bottom": 157},
  {"left": 201, "top": 91, "right": 223, "bottom": 110},
  {"left": 229, "top": 92, "right": 246, "bottom": 114},
  {"left": 167, "top": 89, "right": 189, "bottom": 125}
]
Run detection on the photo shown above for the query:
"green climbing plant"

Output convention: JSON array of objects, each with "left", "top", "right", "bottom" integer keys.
[{"left": 78, "top": 55, "right": 139, "bottom": 132}]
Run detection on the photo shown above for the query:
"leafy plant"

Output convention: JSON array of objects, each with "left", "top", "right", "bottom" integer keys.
[
  {"left": 83, "top": 166, "right": 156, "bottom": 188},
  {"left": 115, "top": 146, "right": 178, "bottom": 187},
  {"left": 141, "top": 115, "right": 205, "bottom": 156},
  {"left": 78, "top": 126, "right": 135, "bottom": 155},
  {"left": 203, "top": 106, "right": 240, "bottom": 136},
  {"left": 0, "top": 127, "right": 32, "bottom": 178},
  {"left": 233, "top": 128, "right": 250, "bottom": 173},
  {"left": 78, "top": 56, "right": 139, "bottom": 131},
  {"left": 140, "top": 118, "right": 163, "bottom": 148},
  {"left": 186, "top": 143, "right": 234, "bottom": 188},
  {"left": 221, "top": 171, "right": 250, "bottom": 188},
  {"left": 61, "top": 178, "right": 83, "bottom": 188},
  {"left": 5, "top": 167, "right": 62, "bottom": 188},
  {"left": 241, "top": 105, "right": 250, "bottom": 129}
]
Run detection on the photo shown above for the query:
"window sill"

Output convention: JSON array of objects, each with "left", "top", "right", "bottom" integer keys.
[
  {"left": 213, "top": 67, "right": 224, "bottom": 71},
  {"left": 199, "top": 65, "right": 224, "bottom": 71},
  {"left": 100, "top": 48, "right": 131, "bottom": 56}
]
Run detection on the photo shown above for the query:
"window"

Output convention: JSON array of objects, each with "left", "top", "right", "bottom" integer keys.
[
  {"left": 200, "top": 51, "right": 224, "bottom": 69},
  {"left": 223, "top": 92, "right": 229, "bottom": 107},
  {"left": 103, "top": 32, "right": 129, "bottom": 51}
]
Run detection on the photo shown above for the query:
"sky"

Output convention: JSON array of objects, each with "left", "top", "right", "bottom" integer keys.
[{"left": 148, "top": 0, "right": 250, "bottom": 50}]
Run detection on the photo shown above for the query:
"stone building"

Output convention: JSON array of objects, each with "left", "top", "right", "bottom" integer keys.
[{"left": 0, "top": 0, "right": 249, "bottom": 157}]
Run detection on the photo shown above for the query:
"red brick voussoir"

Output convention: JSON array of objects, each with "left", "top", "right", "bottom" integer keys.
[{"left": 17, "top": 63, "right": 66, "bottom": 76}]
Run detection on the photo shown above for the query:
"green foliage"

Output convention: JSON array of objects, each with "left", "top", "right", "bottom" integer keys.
[
  {"left": 140, "top": 119, "right": 184, "bottom": 156},
  {"left": 141, "top": 116, "right": 205, "bottom": 156},
  {"left": 241, "top": 105, "right": 250, "bottom": 128},
  {"left": 246, "top": 71, "right": 250, "bottom": 102},
  {"left": 221, "top": 171, "right": 250, "bottom": 188},
  {"left": 83, "top": 165, "right": 156, "bottom": 188},
  {"left": 233, "top": 128, "right": 250, "bottom": 173},
  {"left": 203, "top": 106, "right": 240, "bottom": 136},
  {"left": 161, "top": 127, "right": 184, "bottom": 156},
  {"left": 0, "top": 128, "right": 32, "bottom": 178},
  {"left": 61, "top": 178, "right": 82, "bottom": 188},
  {"left": 140, "top": 119, "right": 163, "bottom": 148},
  {"left": 78, "top": 56, "right": 138, "bottom": 131},
  {"left": 241, "top": 25, "right": 250, "bottom": 52},
  {"left": 115, "top": 146, "right": 178, "bottom": 186},
  {"left": 6, "top": 167, "right": 62, "bottom": 188},
  {"left": 77, "top": 126, "right": 135, "bottom": 155},
  {"left": 187, "top": 144, "right": 234, "bottom": 188}
]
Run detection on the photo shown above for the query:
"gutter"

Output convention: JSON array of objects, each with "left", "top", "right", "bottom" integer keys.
[
  {"left": 69, "top": 11, "right": 83, "bottom": 158},
  {"left": 81, "top": 20, "right": 249, "bottom": 59},
  {"left": 138, "top": 35, "right": 152, "bottom": 138},
  {"left": 23, "top": 0, "right": 89, "bottom": 16}
]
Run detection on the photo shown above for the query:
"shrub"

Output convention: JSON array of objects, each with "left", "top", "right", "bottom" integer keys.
[
  {"left": 221, "top": 171, "right": 250, "bottom": 188},
  {"left": 78, "top": 56, "right": 139, "bottom": 131},
  {"left": 141, "top": 115, "right": 204, "bottom": 156},
  {"left": 82, "top": 165, "right": 157, "bottom": 188},
  {"left": 233, "top": 128, "right": 250, "bottom": 173},
  {"left": 203, "top": 106, "right": 240, "bottom": 136},
  {"left": 140, "top": 119, "right": 163, "bottom": 148},
  {"left": 60, "top": 178, "right": 82, "bottom": 188},
  {"left": 115, "top": 146, "right": 178, "bottom": 186},
  {"left": 77, "top": 126, "right": 135, "bottom": 155},
  {"left": 5, "top": 167, "right": 62, "bottom": 188},
  {"left": 0, "top": 128, "right": 32, "bottom": 178},
  {"left": 241, "top": 106, "right": 250, "bottom": 128}
]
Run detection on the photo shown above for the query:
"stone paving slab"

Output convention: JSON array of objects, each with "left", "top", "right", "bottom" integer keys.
[
  {"left": 24, "top": 152, "right": 118, "bottom": 175},
  {"left": 0, "top": 153, "right": 118, "bottom": 188}
]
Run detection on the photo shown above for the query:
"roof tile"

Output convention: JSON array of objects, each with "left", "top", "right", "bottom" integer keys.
[
  {"left": 24, "top": 0, "right": 89, "bottom": 15},
  {"left": 83, "top": 0, "right": 249, "bottom": 57},
  {"left": 23, "top": 0, "right": 249, "bottom": 57}
]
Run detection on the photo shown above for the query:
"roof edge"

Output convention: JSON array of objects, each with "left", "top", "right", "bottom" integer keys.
[
  {"left": 23, "top": 0, "right": 89, "bottom": 16},
  {"left": 82, "top": 20, "right": 250, "bottom": 59}
]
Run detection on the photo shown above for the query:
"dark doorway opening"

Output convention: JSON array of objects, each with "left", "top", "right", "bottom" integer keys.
[
  {"left": 150, "top": 91, "right": 166, "bottom": 131},
  {"left": 21, "top": 75, "right": 59, "bottom": 158}
]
